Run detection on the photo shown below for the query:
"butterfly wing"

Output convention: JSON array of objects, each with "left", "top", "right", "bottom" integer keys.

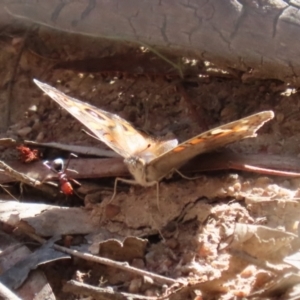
[
  {"left": 34, "top": 79, "right": 177, "bottom": 159},
  {"left": 146, "top": 111, "right": 274, "bottom": 182}
]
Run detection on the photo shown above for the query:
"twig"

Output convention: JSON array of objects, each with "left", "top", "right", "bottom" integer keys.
[
  {"left": 230, "top": 163, "right": 300, "bottom": 177},
  {"left": 0, "top": 282, "right": 21, "bottom": 300},
  {"left": 0, "top": 161, "right": 54, "bottom": 194},
  {"left": 64, "top": 280, "right": 158, "bottom": 300},
  {"left": 0, "top": 184, "right": 18, "bottom": 200},
  {"left": 23, "top": 231, "right": 182, "bottom": 286},
  {"left": 0, "top": 161, "right": 40, "bottom": 187}
]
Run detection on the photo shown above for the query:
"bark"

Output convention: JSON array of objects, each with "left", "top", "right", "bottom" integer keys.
[{"left": 3, "top": 0, "right": 300, "bottom": 85}]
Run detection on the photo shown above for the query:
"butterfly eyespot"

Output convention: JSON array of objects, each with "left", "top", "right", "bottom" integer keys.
[
  {"left": 85, "top": 108, "right": 106, "bottom": 121},
  {"left": 107, "top": 125, "right": 115, "bottom": 130},
  {"left": 103, "top": 132, "right": 114, "bottom": 142},
  {"left": 121, "top": 123, "right": 130, "bottom": 132},
  {"left": 189, "top": 138, "right": 204, "bottom": 145},
  {"left": 172, "top": 146, "right": 186, "bottom": 153},
  {"left": 211, "top": 128, "right": 231, "bottom": 135}
]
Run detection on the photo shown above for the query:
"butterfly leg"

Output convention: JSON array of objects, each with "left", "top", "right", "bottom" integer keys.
[
  {"left": 109, "top": 178, "right": 161, "bottom": 213},
  {"left": 174, "top": 169, "right": 204, "bottom": 181},
  {"left": 109, "top": 177, "right": 139, "bottom": 203},
  {"left": 155, "top": 181, "right": 161, "bottom": 213}
]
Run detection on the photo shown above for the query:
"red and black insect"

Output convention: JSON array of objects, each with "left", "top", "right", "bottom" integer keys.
[
  {"left": 43, "top": 154, "right": 80, "bottom": 195},
  {"left": 16, "top": 145, "right": 40, "bottom": 163}
]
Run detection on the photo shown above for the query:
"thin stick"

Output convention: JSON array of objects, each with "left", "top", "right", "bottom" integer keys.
[
  {"left": 0, "top": 184, "right": 18, "bottom": 200},
  {"left": 230, "top": 163, "right": 300, "bottom": 177},
  {"left": 23, "top": 231, "right": 181, "bottom": 286},
  {"left": 0, "top": 161, "right": 54, "bottom": 194},
  {"left": 0, "top": 161, "right": 40, "bottom": 187},
  {"left": 64, "top": 280, "right": 158, "bottom": 300}
]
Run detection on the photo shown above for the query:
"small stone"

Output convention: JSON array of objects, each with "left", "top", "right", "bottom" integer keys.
[
  {"left": 28, "top": 105, "right": 37, "bottom": 112},
  {"left": 143, "top": 275, "right": 154, "bottom": 285},
  {"left": 35, "top": 131, "right": 44, "bottom": 142},
  {"left": 220, "top": 105, "right": 237, "bottom": 120},
  {"left": 12, "top": 37, "right": 24, "bottom": 47},
  {"left": 17, "top": 126, "right": 32, "bottom": 137},
  {"left": 105, "top": 204, "right": 120, "bottom": 219},
  {"left": 131, "top": 258, "right": 145, "bottom": 269},
  {"left": 139, "top": 90, "right": 148, "bottom": 98},
  {"left": 37, "top": 104, "right": 46, "bottom": 115},
  {"left": 31, "top": 118, "right": 40, "bottom": 131},
  {"left": 9, "top": 122, "right": 21, "bottom": 130},
  {"left": 145, "top": 289, "right": 158, "bottom": 296},
  {"left": 128, "top": 278, "right": 142, "bottom": 293},
  {"left": 276, "top": 112, "right": 285, "bottom": 123}
]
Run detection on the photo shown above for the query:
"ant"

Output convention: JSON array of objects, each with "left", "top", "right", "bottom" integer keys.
[{"left": 43, "top": 153, "right": 80, "bottom": 195}]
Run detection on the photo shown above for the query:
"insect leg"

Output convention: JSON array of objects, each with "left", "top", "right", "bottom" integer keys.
[
  {"left": 109, "top": 177, "right": 139, "bottom": 203},
  {"left": 65, "top": 153, "right": 78, "bottom": 171}
]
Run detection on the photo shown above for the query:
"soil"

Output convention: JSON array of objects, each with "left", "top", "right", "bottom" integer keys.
[{"left": 1, "top": 24, "right": 300, "bottom": 299}]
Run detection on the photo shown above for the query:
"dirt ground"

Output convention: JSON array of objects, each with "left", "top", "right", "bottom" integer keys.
[{"left": 1, "top": 24, "right": 300, "bottom": 299}]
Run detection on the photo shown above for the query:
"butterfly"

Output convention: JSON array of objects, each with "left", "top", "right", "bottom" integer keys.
[{"left": 33, "top": 79, "right": 274, "bottom": 200}]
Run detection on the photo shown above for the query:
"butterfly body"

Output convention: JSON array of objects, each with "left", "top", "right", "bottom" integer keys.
[
  {"left": 34, "top": 79, "right": 274, "bottom": 190},
  {"left": 124, "top": 156, "right": 152, "bottom": 186}
]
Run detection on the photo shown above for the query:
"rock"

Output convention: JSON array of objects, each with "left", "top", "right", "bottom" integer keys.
[
  {"left": 35, "top": 131, "right": 44, "bottom": 142},
  {"left": 28, "top": 105, "right": 37, "bottom": 112},
  {"left": 17, "top": 126, "right": 32, "bottom": 137},
  {"left": 128, "top": 278, "right": 142, "bottom": 293},
  {"left": 31, "top": 118, "right": 41, "bottom": 131}
]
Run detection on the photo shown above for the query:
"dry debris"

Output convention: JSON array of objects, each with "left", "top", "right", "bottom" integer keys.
[{"left": 1, "top": 18, "right": 300, "bottom": 300}]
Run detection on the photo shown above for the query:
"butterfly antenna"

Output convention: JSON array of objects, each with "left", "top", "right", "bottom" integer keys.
[
  {"left": 43, "top": 160, "right": 57, "bottom": 174},
  {"left": 65, "top": 153, "right": 78, "bottom": 171}
]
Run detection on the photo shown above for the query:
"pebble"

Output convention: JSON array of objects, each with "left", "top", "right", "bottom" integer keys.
[
  {"left": 35, "top": 131, "right": 44, "bottom": 142},
  {"left": 220, "top": 105, "right": 237, "bottom": 120},
  {"left": 31, "top": 118, "right": 41, "bottom": 131},
  {"left": 139, "top": 90, "right": 148, "bottom": 98},
  {"left": 37, "top": 104, "right": 47, "bottom": 115},
  {"left": 131, "top": 258, "right": 145, "bottom": 269},
  {"left": 28, "top": 105, "right": 37, "bottom": 112},
  {"left": 276, "top": 112, "right": 285, "bottom": 123},
  {"left": 17, "top": 126, "right": 32, "bottom": 137},
  {"left": 128, "top": 278, "right": 142, "bottom": 293}
]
